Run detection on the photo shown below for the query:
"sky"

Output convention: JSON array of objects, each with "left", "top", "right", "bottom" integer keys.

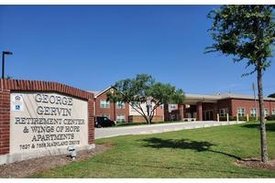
[{"left": 0, "top": 5, "right": 274, "bottom": 96}]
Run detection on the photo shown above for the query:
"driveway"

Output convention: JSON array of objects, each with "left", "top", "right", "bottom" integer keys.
[{"left": 95, "top": 121, "right": 245, "bottom": 139}]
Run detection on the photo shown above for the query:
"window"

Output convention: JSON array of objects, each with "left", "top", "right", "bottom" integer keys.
[
  {"left": 116, "top": 114, "right": 125, "bottom": 122},
  {"left": 170, "top": 104, "right": 177, "bottom": 109},
  {"left": 100, "top": 100, "right": 110, "bottom": 108},
  {"left": 237, "top": 108, "right": 245, "bottom": 117},
  {"left": 116, "top": 101, "right": 125, "bottom": 109},
  {"left": 219, "top": 108, "right": 228, "bottom": 117},
  {"left": 272, "top": 109, "right": 275, "bottom": 115},
  {"left": 169, "top": 104, "right": 177, "bottom": 112},
  {"left": 264, "top": 109, "right": 269, "bottom": 117},
  {"left": 250, "top": 108, "right": 257, "bottom": 117}
]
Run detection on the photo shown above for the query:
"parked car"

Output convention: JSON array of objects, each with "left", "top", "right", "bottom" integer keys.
[
  {"left": 94, "top": 116, "right": 115, "bottom": 128},
  {"left": 265, "top": 115, "right": 275, "bottom": 121}
]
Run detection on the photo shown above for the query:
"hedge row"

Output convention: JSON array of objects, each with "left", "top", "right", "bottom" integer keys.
[
  {"left": 219, "top": 115, "right": 275, "bottom": 121},
  {"left": 219, "top": 116, "right": 258, "bottom": 121}
]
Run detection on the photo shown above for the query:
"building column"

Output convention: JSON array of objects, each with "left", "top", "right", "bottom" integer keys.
[
  {"left": 113, "top": 102, "right": 116, "bottom": 122},
  {"left": 178, "top": 104, "right": 185, "bottom": 121},
  {"left": 196, "top": 102, "right": 203, "bottom": 121},
  {"left": 164, "top": 104, "right": 170, "bottom": 121},
  {"left": 213, "top": 103, "right": 218, "bottom": 121}
]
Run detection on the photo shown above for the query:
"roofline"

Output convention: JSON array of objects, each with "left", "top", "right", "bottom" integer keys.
[
  {"left": 94, "top": 86, "right": 114, "bottom": 98},
  {"left": 185, "top": 93, "right": 221, "bottom": 100},
  {"left": 222, "top": 96, "right": 275, "bottom": 101},
  {"left": 91, "top": 88, "right": 275, "bottom": 102},
  {"left": 185, "top": 93, "right": 275, "bottom": 102}
]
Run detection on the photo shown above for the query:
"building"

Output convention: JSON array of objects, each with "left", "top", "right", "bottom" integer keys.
[
  {"left": 129, "top": 102, "right": 164, "bottom": 122},
  {"left": 165, "top": 93, "right": 275, "bottom": 121},
  {"left": 92, "top": 86, "right": 165, "bottom": 123},
  {"left": 92, "top": 86, "right": 275, "bottom": 122},
  {"left": 93, "top": 86, "right": 129, "bottom": 123}
]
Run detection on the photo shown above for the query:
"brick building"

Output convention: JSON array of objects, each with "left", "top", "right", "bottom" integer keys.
[
  {"left": 129, "top": 103, "right": 164, "bottom": 122},
  {"left": 93, "top": 87, "right": 129, "bottom": 123},
  {"left": 92, "top": 87, "right": 275, "bottom": 122},
  {"left": 92, "top": 86, "right": 165, "bottom": 123},
  {"left": 165, "top": 93, "right": 275, "bottom": 121}
]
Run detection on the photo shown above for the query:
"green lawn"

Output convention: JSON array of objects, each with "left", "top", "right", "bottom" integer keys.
[{"left": 34, "top": 121, "right": 275, "bottom": 178}]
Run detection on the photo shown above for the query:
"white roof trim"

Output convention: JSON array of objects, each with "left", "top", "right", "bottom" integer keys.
[
  {"left": 185, "top": 92, "right": 275, "bottom": 102},
  {"left": 94, "top": 86, "right": 113, "bottom": 98}
]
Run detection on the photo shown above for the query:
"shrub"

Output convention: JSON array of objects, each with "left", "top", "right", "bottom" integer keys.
[
  {"left": 218, "top": 116, "right": 237, "bottom": 121},
  {"left": 248, "top": 116, "right": 257, "bottom": 121},
  {"left": 219, "top": 116, "right": 257, "bottom": 122},
  {"left": 229, "top": 116, "right": 235, "bottom": 121},
  {"left": 219, "top": 116, "right": 228, "bottom": 121}
]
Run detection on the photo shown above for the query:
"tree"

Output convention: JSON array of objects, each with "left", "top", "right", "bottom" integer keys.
[
  {"left": 268, "top": 93, "right": 275, "bottom": 98},
  {"left": 107, "top": 74, "right": 185, "bottom": 124},
  {"left": 6, "top": 75, "right": 13, "bottom": 79},
  {"left": 206, "top": 5, "right": 275, "bottom": 163}
]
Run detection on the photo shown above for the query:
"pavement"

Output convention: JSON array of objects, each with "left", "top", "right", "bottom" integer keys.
[{"left": 95, "top": 121, "right": 245, "bottom": 139}]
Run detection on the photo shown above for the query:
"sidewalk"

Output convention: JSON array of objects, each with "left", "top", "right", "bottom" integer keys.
[{"left": 95, "top": 121, "right": 245, "bottom": 139}]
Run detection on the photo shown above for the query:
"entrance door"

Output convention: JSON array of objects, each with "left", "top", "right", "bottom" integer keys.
[{"left": 204, "top": 110, "right": 214, "bottom": 120}]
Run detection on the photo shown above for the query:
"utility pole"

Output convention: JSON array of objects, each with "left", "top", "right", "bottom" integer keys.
[{"left": 2, "top": 51, "right": 13, "bottom": 79}]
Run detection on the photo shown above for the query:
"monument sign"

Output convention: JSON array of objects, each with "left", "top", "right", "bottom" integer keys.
[
  {"left": 0, "top": 79, "right": 95, "bottom": 165},
  {"left": 10, "top": 92, "right": 88, "bottom": 154}
]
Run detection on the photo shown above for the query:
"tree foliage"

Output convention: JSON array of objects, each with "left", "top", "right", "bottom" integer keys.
[
  {"left": 207, "top": 5, "right": 275, "bottom": 163},
  {"left": 268, "top": 93, "right": 275, "bottom": 98},
  {"left": 206, "top": 5, "right": 275, "bottom": 74},
  {"left": 107, "top": 74, "right": 185, "bottom": 124}
]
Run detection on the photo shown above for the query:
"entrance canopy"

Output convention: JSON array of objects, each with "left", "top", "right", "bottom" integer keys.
[{"left": 183, "top": 93, "right": 221, "bottom": 105}]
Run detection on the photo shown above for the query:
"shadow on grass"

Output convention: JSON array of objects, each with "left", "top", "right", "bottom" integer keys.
[
  {"left": 241, "top": 122, "right": 275, "bottom": 132},
  {"left": 141, "top": 137, "right": 242, "bottom": 160}
]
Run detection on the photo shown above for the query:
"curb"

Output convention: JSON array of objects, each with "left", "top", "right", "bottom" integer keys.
[{"left": 95, "top": 121, "right": 246, "bottom": 139}]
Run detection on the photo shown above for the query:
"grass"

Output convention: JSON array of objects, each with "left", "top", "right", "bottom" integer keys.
[{"left": 33, "top": 121, "right": 275, "bottom": 178}]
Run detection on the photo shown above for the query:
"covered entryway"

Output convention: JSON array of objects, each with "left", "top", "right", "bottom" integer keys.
[{"left": 178, "top": 93, "right": 220, "bottom": 121}]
